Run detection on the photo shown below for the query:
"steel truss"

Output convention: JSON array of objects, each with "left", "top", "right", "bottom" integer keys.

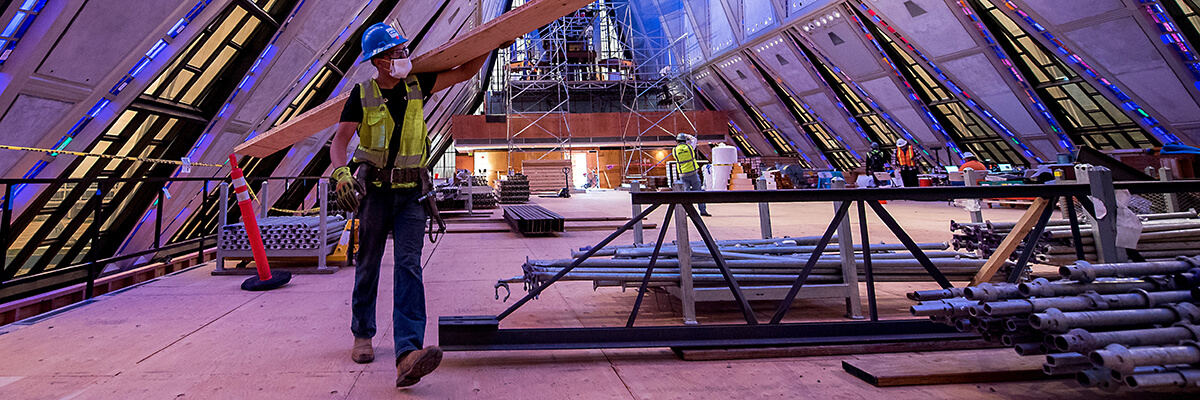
[{"left": 438, "top": 183, "right": 1118, "bottom": 351}]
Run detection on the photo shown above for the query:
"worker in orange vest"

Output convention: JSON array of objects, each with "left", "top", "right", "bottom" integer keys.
[
  {"left": 960, "top": 152, "right": 987, "bottom": 172},
  {"left": 894, "top": 139, "right": 919, "bottom": 187}
]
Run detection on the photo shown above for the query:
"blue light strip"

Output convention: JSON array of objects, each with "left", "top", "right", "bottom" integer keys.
[
  {"left": 953, "top": 1, "right": 1075, "bottom": 152},
  {"left": 1140, "top": 1, "right": 1200, "bottom": 90},
  {"left": 0, "top": 0, "right": 49, "bottom": 66},
  {"left": 996, "top": 0, "right": 1180, "bottom": 145},
  {"left": 855, "top": 2, "right": 1045, "bottom": 163}
]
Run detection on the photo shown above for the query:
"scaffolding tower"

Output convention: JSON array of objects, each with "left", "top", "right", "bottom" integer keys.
[{"left": 499, "top": 0, "right": 695, "bottom": 186}]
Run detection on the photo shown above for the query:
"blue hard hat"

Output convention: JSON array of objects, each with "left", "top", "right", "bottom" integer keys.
[{"left": 360, "top": 23, "right": 408, "bottom": 62}]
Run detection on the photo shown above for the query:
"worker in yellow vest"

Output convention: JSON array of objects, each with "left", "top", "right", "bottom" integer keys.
[
  {"left": 894, "top": 138, "right": 919, "bottom": 187},
  {"left": 328, "top": 22, "right": 490, "bottom": 387},
  {"left": 674, "top": 133, "right": 710, "bottom": 216}
]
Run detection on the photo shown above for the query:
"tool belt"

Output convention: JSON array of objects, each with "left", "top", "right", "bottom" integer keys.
[{"left": 363, "top": 166, "right": 427, "bottom": 185}]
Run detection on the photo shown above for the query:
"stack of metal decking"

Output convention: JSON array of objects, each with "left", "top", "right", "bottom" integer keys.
[
  {"left": 497, "top": 173, "right": 530, "bottom": 204},
  {"left": 910, "top": 256, "right": 1200, "bottom": 392},
  {"left": 504, "top": 237, "right": 992, "bottom": 291},
  {"left": 949, "top": 210, "right": 1200, "bottom": 266},
  {"left": 219, "top": 215, "right": 346, "bottom": 251}
]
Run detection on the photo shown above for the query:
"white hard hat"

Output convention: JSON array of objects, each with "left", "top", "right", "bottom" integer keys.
[
  {"left": 676, "top": 133, "right": 688, "bottom": 142},
  {"left": 962, "top": 152, "right": 976, "bottom": 160},
  {"left": 896, "top": 138, "right": 908, "bottom": 147}
]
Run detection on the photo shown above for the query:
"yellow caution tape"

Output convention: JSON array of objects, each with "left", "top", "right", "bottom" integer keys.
[
  {"left": 0, "top": 144, "right": 225, "bottom": 167},
  {"left": 1, "top": 144, "right": 325, "bottom": 214}
]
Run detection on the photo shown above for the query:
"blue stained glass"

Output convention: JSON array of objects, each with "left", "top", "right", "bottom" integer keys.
[{"left": 3, "top": 14, "right": 26, "bottom": 37}]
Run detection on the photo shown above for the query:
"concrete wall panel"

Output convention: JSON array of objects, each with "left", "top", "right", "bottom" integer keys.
[
  {"left": 716, "top": 55, "right": 776, "bottom": 105},
  {"left": 37, "top": 1, "right": 182, "bottom": 85},
  {"left": 293, "top": 0, "right": 368, "bottom": 50},
  {"left": 940, "top": 54, "right": 1042, "bottom": 136},
  {"left": 754, "top": 36, "right": 821, "bottom": 92},
  {"left": 866, "top": 0, "right": 975, "bottom": 58},
  {"left": 1020, "top": 0, "right": 1124, "bottom": 26},
  {"left": 807, "top": 21, "right": 883, "bottom": 78},
  {"left": 1114, "top": 66, "right": 1200, "bottom": 125},
  {"left": 0, "top": 95, "right": 74, "bottom": 175},
  {"left": 1063, "top": 18, "right": 1200, "bottom": 124}
]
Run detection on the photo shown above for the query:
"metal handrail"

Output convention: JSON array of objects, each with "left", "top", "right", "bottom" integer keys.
[{"left": 1, "top": 175, "right": 336, "bottom": 303}]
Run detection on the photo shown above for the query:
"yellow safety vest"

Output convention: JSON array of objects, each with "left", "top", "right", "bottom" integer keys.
[
  {"left": 674, "top": 143, "right": 698, "bottom": 175},
  {"left": 351, "top": 77, "right": 430, "bottom": 188}
]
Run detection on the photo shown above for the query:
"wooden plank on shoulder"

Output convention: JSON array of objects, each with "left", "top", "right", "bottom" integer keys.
[
  {"left": 969, "top": 197, "right": 1050, "bottom": 286},
  {"left": 235, "top": 92, "right": 350, "bottom": 158},
  {"left": 234, "top": 0, "right": 596, "bottom": 158}
]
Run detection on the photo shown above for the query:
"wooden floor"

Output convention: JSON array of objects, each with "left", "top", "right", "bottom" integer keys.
[{"left": 0, "top": 191, "right": 1178, "bottom": 399}]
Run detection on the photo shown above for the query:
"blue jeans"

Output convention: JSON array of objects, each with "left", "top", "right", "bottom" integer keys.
[
  {"left": 351, "top": 187, "right": 427, "bottom": 359},
  {"left": 680, "top": 172, "right": 707, "bottom": 214}
]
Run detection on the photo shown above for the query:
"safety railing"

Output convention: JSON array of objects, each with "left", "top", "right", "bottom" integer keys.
[{"left": 0, "top": 175, "right": 328, "bottom": 304}]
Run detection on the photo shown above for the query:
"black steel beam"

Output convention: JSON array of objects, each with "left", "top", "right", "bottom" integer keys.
[
  {"left": 630, "top": 185, "right": 1092, "bottom": 204},
  {"left": 439, "top": 316, "right": 970, "bottom": 351}
]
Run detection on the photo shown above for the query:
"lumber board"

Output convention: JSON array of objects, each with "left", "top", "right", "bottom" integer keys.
[
  {"left": 236, "top": 92, "right": 350, "bottom": 158},
  {"left": 969, "top": 197, "right": 1050, "bottom": 286},
  {"left": 842, "top": 350, "right": 1056, "bottom": 387},
  {"left": 234, "top": 0, "right": 596, "bottom": 158}
]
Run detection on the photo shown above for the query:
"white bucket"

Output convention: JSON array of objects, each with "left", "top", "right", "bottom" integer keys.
[{"left": 710, "top": 145, "right": 737, "bottom": 191}]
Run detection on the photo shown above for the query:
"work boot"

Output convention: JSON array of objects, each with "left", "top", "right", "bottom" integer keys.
[
  {"left": 700, "top": 211, "right": 712, "bottom": 217},
  {"left": 351, "top": 337, "right": 374, "bottom": 364},
  {"left": 395, "top": 346, "right": 443, "bottom": 387}
]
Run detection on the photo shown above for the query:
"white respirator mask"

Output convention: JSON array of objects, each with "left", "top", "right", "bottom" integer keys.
[{"left": 389, "top": 58, "right": 412, "bottom": 79}]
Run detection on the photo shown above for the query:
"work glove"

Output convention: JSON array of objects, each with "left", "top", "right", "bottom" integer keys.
[{"left": 332, "top": 166, "right": 364, "bottom": 213}]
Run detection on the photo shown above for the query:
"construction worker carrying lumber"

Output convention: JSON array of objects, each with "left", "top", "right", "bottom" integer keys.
[
  {"left": 674, "top": 133, "right": 710, "bottom": 216},
  {"left": 328, "top": 22, "right": 490, "bottom": 388},
  {"left": 893, "top": 138, "right": 919, "bottom": 187}
]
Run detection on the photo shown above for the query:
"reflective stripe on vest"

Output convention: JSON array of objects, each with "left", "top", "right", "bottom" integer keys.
[
  {"left": 897, "top": 146, "right": 915, "bottom": 167},
  {"left": 674, "top": 144, "right": 697, "bottom": 174},
  {"left": 351, "top": 77, "right": 430, "bottom": 188}
]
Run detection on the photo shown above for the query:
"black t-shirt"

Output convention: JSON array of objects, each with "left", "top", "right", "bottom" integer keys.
[{"left": 340, "top": 73, "right": 437, "bottom": 168}]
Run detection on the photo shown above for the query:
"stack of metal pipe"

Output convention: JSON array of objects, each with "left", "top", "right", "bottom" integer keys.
[
  {"left": 909, "top": 255, "right": 1200, "bottom": 392},
  {"left": 949, "top": 210, "right": 1200, "bottom": 266},
  {"left": 219, "top": 215, "right": 346, "bottom": 251},
  {"left": 508, "top": 236, "right": 989, "bottom": 291}
]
